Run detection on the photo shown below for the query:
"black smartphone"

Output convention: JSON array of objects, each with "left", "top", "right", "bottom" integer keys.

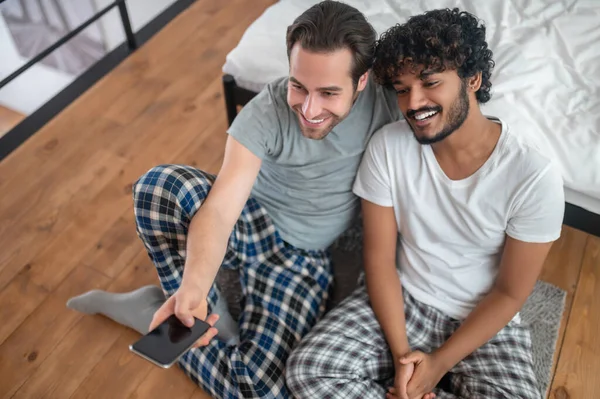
[{"left": 129, "top": 315, "right": 211, "bottom": 368}]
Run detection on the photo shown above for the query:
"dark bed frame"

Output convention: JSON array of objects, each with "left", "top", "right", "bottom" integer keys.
[{"left": 221, "top": 73, "right": 600, "bottom": 238}]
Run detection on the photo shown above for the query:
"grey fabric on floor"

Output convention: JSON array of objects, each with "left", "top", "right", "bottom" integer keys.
[
  {"left": 521, "top": 279, "right": 566, "bottom": 396},
  {"left": 215, "top": 221, "right": 565, "bottom": 397}
]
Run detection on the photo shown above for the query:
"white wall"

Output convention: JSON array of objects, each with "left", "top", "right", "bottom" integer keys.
[
  {"left": 0, "top": 13, "right": 74, "bottom": 115},
  {"left": 0, "top": 0, "right": 178, "bottom": 115}
]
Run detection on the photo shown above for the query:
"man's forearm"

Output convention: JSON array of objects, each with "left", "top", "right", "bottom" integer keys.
[
  {"left": 365, "top": 262, "right": 411, "bottom": 358},
  {"left": 434, "top": 288, "right": 524, "bottom": 371},
  {"left": 183, "top": 204, "right": 234, "bottom": 295}
]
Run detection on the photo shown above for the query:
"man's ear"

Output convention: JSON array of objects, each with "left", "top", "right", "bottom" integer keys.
[
  {"left": 357, "top": 71, "right": 370, "bottom": 92},
  {"left": 467, "top": 72, "right": 482, "bottom": 92}
]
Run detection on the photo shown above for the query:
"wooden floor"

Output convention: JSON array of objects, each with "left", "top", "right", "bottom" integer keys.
[
  {"left": 0, "top": 105, "right": 25, "bottom": 139},
  {"left": 0, "top": 0, "right": 598, "bottom": 398}
]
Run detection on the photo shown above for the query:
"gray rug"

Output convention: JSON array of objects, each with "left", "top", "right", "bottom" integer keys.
[{"left": 217, "top": 224, "right": 566, "bottom": 396}]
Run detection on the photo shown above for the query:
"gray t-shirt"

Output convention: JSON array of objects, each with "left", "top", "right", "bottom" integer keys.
[{"left": 227, "top": 76, "right": 400, "bottom": 250}]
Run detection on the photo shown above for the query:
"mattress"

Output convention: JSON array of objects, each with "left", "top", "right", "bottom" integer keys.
[{"left": 222, "top": 0, "right": 600, "bottom": 214}]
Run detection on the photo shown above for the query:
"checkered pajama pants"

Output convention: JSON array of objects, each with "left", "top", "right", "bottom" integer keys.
[
  {"left": 287, "top": 274, "right": 542, "bottom": 399},
  {"left": 133, "top": 165, "right": 333, "bottom": 399}
]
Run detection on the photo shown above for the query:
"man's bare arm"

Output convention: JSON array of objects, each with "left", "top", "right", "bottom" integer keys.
[
  {"left": 362, "top": 199, "right": 411, "bottom": 359},
  {"left": 184, "top": 135, "right": 262, "bottom": 295}
]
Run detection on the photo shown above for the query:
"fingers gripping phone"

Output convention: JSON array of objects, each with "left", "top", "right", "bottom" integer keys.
[{"left": 129, "top": 315, "right": 211, "bottom": 368}]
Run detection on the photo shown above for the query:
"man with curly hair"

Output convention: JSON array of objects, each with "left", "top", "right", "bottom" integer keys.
[{"left": 286, "top": 8, "right": 564, "bottom": 399}]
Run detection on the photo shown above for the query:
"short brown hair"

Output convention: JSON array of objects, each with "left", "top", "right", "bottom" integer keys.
[{"left": 286, "top": 1, "right": 376, "bottom": 89}]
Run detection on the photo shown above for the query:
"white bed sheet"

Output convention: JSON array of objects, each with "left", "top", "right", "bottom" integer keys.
[{"left": 223, "top": 0, "right": 600, "bottom": 213}]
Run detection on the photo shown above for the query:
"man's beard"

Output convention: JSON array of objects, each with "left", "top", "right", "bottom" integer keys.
[{"left": 411, "top": 81, "right": 469, "bottom": 145}]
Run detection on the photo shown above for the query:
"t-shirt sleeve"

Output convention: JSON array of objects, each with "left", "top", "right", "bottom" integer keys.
[
  {"left": 506, "top": 162, "right": 565, "bottom": 243},
  {"left": 352, "top": 128, "right": 393, "bottom": 207},
  {"left": 226, "top": 84, "right": 281, "bottom": 159}
]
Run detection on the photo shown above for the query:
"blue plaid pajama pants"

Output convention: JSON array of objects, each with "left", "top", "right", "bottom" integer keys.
[
  {"left": 287, "top": 273, "right": 542, "bottom": 399},
  {"left": 133, "top": 165, "right": 333, "bottom": 399}
]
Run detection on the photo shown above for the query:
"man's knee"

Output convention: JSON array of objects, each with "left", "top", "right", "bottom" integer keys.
[
  {"left": 285, "top": 339, "right": 322, "bottom": 396},
  {"left": 132, "top": 164, "right": 213, "bottom": 214}
]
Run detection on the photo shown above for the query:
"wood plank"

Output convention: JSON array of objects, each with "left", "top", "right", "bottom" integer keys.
[
  {"left": 128, "top": 365, "right": 197, "bottom": 399},
  {"left": 0, "top": 156, "right": 133, "bottom": 294},
  {"left": 68, "top": 330, "right": 153, "bottom": 399},
  {"left": 550, "top": 235, "right": 600, "bottom": 398},
  {"left": 11, "top": 313, "right": 121, "bottom": 398},
  {"left": 0, "top": 269, "right": 49, "bottom": 348},
  {"left": 67, "top": 250, "right": 162, "bottom": 399},
  {"left": 0, "top": 146, "right": 129, "bottom": 287},
  {"left": 538, "top": 225, "right": 588, "bottom": 390},
  {"left": 102, "top": 78, "right": 172, "bottom": 126},
  {"left": 82, "top": 213, "right": 144, "bottom": 279},
  {"left": 0, "top": 78, "right": 134, "bottom": 194},
  {"left": 0, "top": 266, "right": 111, "bottom": 398},
  {"left": 0, "top": 203, "right": 137, "bottom": 349},
  {"left": 0, "top": 104, "right": 25, "bottom": 138},
  {"left": 0, "top": 173, "right": 132, "bottom": 344},
  {"left": 0, "top": 117, "right": 121, "bottom": 228},
  {"left": 118, "top": 0, "right": 244, "bottom": 80},
  {"left": 0, "top": 116, "right": 124, "bottom": 213},
  {"left": 176, "top": 114, "right": 228, "bottom": 173},
  {"left": 0, "top": 187, "right": 140, "bottom": 350},
  {"left": 143, "top": 0, "right": 259, "bottom": 80},
  {"left": 188, "top": 388, "right": 213, "bottom": 399}
]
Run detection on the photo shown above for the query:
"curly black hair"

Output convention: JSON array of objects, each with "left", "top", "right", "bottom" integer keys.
[{"left": 373, "top": 8, "right": 495, "bottom": 103}]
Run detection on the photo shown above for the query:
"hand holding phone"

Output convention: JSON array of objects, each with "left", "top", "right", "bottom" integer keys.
[
  {"left": 129, "top": 315, "right": 213, "bottom": 368},
  {"left": 150, "top": 279, "right": 208, "bottom": 330}
]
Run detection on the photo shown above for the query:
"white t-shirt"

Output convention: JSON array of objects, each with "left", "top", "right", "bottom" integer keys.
[{"left": 353, "top": 117, "right": 565, "bottom": 320}]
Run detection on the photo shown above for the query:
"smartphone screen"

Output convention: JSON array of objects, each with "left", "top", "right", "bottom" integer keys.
[{"left": 129, "top": 315, "right": 211, "bottom": 368}]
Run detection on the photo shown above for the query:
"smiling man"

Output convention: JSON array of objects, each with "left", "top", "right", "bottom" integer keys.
[
  {"left": 66, "top": 1, "right": 399, "bottom": 398},
  {"left": 287, "top": 48, "right": 360, "bottom": 140},
  {"left": 287, "top": 8, "right": 565, "bottom": 399}
]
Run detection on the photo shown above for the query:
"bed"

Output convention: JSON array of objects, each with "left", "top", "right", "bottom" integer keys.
[{"left": 221, "top": 0, "right": 600, "bottom": 237}]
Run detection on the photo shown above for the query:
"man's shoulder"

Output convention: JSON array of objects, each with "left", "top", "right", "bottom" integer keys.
[
  {"left": 493, "top": 118, "right": 564, "bottom": 204},
  {"left": 362, "top": 119, "right": 416, "bottom": 162},
  {"left": 263, "top": 76, "right": 289, "bottom": 99},
  {"left": 226, "top": 76, "right": 292, "bottom": 158},
  {"left": 230, "top": 77, "right": 285, "bottom": 127},
  {"left": 370, "top": 119, "right": 414, "bottom": 146},
  {"left": 498, "top": 118, "right": 557, "bottom": 176},
  {"left": 234, "top": 76, "right": 292, "bottom": 132}
]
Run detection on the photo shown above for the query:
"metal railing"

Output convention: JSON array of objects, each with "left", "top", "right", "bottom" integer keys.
[{"left": 0, "top": 0, "right": 137, "bottom": 90}]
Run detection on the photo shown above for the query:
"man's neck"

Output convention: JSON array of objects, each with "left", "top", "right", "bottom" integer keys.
[{"left": 431, "top": 110, "right": 501, "bottom": 181}]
